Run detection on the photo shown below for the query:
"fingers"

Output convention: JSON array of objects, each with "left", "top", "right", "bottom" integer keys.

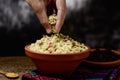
[
  {"left": 25, "top": 0, "right": 43, "bottom": 13},
  {"left": 25, "top": 0, "right": 66, "bottom": 34},
  {"left": 25, "top": 0, "right": 51, "bottom": 34},
  {"left": 38, "top": 11, "right": 51, "bottom": 33},
  {"left": 55, "top": 0, "right": 66, "bottom": 33}
]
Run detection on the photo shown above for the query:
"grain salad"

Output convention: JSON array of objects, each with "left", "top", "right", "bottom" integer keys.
[{"left": 28, "top": 33, "right": 88, "bottom": 54}]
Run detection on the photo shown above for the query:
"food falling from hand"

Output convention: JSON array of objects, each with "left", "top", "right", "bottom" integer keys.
[{"left": 48, "top": 14, "right": 57, "bottom": 33}]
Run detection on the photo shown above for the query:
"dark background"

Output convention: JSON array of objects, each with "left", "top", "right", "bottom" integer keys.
[{"left": 0, "top": 0, "right": 120, "bottom": 56}]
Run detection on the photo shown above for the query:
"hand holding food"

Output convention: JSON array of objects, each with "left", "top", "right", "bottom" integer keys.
[
  {"left": 25, "top": 0, "right": 66, "bottom": 34},
  {"left": 29, "top": 14, "right": 88, "bottom": 54}
]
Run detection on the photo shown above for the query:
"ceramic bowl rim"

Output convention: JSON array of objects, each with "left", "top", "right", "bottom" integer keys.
[
  {"left": 84, "top": 48, "right": 120, "bottom": 66},
  {"left": 25, "top": 44, "right": 91, "bottom": 56}
]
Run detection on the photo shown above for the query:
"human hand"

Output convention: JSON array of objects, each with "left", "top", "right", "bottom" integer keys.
[{"left": 25, "top": 0, "right": 66, "bottom": 34}]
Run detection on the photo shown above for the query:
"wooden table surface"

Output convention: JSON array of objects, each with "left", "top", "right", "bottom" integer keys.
[{"left": 0, "top": 56, "right": 36, "bottom": 80}]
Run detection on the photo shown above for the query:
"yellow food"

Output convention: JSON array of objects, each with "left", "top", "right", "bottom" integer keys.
[
  {"left": 49, "top": 14, "right": 57, "bottom": 33},
  {"left": 5, "top": 72, "right": 19, "bottom": 78},
  {"left": 29, "top": 33, "right": 88, "bottom": 54},
  {"left": 49, "top": 14, "right": 57, "bottom": 25}
]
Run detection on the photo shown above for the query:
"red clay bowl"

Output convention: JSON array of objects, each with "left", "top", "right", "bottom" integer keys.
[
  {"left": 84, "top": 48, "right": 120, "bottom": 68},
  {"left": 25, "top": 45, "right": 90, "bottom": 77}
]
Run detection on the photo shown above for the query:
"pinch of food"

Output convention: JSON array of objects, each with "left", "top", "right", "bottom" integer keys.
[
  {"left": 49, "top": 14, "right": 57, "bottom": 33},
  {"left": 49, "top": 14, "right": 57, "bottom": 25},
  {"left": 51, "top": 26, "right": 56, "bottom": 33}
]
